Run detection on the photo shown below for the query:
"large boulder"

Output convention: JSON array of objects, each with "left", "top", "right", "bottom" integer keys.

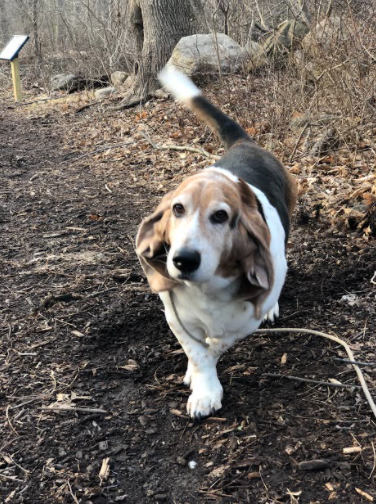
[
  {"left": 262, "top": 19, "right": 309, "bottom": 56},
  {"left": 167, "top": 33, "right": 247, "bottom": 76},
  {"left": 50, "top": 73, "right": 80, "bottom": 91},
  {"left": 111, "top": 71, "right": 129, "bottom": 87}
]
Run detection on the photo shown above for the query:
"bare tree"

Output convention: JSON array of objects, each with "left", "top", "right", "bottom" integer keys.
[{"left": 121, "top": 0, "right": 205, "bottom": 107}]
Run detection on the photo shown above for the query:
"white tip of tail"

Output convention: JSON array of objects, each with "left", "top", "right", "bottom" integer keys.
[{"left": 158, "top": 65, "right": 201, "bottom": 103}]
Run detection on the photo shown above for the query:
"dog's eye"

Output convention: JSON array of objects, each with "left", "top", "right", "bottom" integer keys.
[
  {"left": 210, "top": 210, "right": 229, "bottom": 224},
  {"left": 173, "top": 203, "right": 185, "bottom": 217}
]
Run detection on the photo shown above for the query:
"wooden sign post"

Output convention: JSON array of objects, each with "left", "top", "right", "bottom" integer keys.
[
  {"left": 10, "top": 58, "right": 22, "bottom": 101},
  {"left": 0, "top": 35, "right": 29, "bottom": 102}
]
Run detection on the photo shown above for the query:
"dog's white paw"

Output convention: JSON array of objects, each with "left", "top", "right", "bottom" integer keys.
[
  {"left": 187, "top": 378, "right": 223, "bottom": 419},
  {"left": 263, "top": 302, "right": 279, "bottom": 324},
  {"left": 183, "top": 361, "right": 193, "bottom": 387}
]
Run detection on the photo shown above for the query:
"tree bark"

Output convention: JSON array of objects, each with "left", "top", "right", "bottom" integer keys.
[{"left": 121, "top": 0, "right": 205, "bottom": 107}]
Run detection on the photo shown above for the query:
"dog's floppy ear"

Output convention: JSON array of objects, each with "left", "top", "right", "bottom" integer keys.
[
  {"left": 234, "top": 180, "right": 274, "bottom": 316},
  {"left": 136, "top": 192, "right": 178, "bottom": 292}
]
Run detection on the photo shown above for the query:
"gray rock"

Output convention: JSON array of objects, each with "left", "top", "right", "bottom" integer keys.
[
  {"left": 50, "top": 73, "right": 79, "bottom": 91},
  {"left": 261, "top": 19, "right": 309, "bottom": 57},
  {"left": 111, "top": 71, "right": 128, "bottom": 87},
  {"left": 167, "top": 33, "right": 247, "bottom": 76},
  {"left": 94, "top": 86, "right": 117, "bottom": 99}
]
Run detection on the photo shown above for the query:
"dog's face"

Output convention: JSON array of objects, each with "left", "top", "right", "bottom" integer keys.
[
  {"left": 166, "top": 170, "right": 241, "bottom": 284},
  {"left": 137, "top": 169, "right": 274, "bottom": 303}
]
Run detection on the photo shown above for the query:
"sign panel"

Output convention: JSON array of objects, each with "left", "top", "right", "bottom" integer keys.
[{"left": 0, "top": 35, "right": 29, "bottom": 61}]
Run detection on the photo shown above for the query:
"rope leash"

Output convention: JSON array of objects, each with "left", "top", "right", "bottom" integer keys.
[{"left": 168, "top": 291, "right": 209, "bottom": 349}]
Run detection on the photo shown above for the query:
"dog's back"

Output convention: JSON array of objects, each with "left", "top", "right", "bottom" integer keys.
[{"left": 158, "top": 66, "right": 297, "bottom": 238}]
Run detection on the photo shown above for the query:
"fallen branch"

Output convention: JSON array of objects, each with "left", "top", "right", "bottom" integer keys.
[
  {"left": 256, "top": 328, "right": 376, "bottom": 420},
  {"left": 289, "top": 123, "right": 309, "bottom": 163},
  {"left": 309, "top": 128, "right": 336, "bottom": 157},
  {"left": 263, "top": 373, "right": 361, "bottom": 389},
  {"left": 40, "top": 405, "right": 108, "bottom": 414},
  {"left": 333, "top": 357, "right": 376, "bottom": 368},
  {"left": 139, "top": 131, "right": 219, "bottom": 160},
  {"left": 61, "top": 141, "right": 133, "bottom": 164}
]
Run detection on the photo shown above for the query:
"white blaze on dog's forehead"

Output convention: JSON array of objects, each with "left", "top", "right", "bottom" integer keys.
[{"left": 158, "top": 65, "right": 201, "bottom": 103}]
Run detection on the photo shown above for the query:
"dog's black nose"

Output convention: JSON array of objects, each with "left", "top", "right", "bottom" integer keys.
[{"left": 173, "top": 249, "right": 201, "bottom": 274}]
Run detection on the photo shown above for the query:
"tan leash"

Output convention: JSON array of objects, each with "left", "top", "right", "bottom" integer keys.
[{"left": 168, "top": 290, "right": 209, "bottom": 349}]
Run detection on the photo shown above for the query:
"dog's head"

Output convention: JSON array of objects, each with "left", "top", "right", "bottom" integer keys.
[{"left": 136, "top": 169, "right": 273, "bottom": 306}]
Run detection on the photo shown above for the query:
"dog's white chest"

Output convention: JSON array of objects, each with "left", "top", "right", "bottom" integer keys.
[{"left": 161, "top": 286, "right": 259, "bottom": 341}]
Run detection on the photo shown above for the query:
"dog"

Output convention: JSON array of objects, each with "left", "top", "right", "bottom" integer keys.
[{"left": 136, "top": 66, "right": 297, "bottom": 419}]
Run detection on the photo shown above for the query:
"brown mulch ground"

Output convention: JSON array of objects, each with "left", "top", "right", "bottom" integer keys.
[{"left": 1, "top": 77, "right": 376, "bottom": 504}]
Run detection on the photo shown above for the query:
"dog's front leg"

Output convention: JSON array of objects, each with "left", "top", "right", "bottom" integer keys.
[{"left": 160, "top": 293, "right": 223, "bottom": 419}]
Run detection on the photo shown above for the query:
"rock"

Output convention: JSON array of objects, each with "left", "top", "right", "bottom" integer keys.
[
  {"left": 247, "top": 20, "right": 309, "bottom": 72},
  {"left": 167, "top": 33, "right": 247, "bottom": 76},
  {"left": 154, "top": 494, "right": 167, "bottom": 502},
  {"left": 245, "top": 40, "right": 267, "bottom": 71},
  {"left": 262, "top": 19, "right": 309, "bottom": 57},
  {"left": 176, "top": 456, "right": 187, "bottom": 466},
  {"left": 149, "top": 88, "right": 169, "bottom": 99},
  {"left": 99, "top": 441, "right": 108, "bottom": 450},
  {"left": 50, "top": 73, "right": 79, "bottom": 91},
  {"left": 302, "top": 16, "right": 351, "bottom": 55},
  {"left": 94, "top": 86, "right": 116, "bottom": 99},
  {"left": 298, "top": 459, "right": 330, "bottom": 471},
  {"left": 111, "top": 71, "right": 128, "bottom": 87}
]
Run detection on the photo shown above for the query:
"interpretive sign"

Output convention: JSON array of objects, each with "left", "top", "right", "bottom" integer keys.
[
  {"left": 0, "top": 35, "right": 29, "bottom": 102},
  {"left": 0, "top": 35, "right": 29, "bottom": 61}
]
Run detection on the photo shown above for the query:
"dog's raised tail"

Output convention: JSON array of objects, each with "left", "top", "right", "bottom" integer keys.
[{"left": 158, "top": 65, "right": 250, "bottom": 150}]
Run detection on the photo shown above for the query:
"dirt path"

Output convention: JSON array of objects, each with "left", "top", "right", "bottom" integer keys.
[{"left": 1, "top": 93, "right": 375, "bottom": 504}]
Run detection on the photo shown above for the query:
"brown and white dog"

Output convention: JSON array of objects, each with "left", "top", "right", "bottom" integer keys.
[{"left": 136, "top": 66, "right": 297, "bottom": 419}]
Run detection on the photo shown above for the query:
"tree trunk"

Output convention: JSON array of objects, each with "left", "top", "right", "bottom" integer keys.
[
  {"left": 0, "top": 0, "right": 10, "bottom": 45},
  {"left": 122, "top": 0, "right": 205, "bottom": 107}
]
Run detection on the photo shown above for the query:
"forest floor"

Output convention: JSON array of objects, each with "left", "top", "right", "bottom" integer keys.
[{"left": 0, "top": 74, "right": 376, "bottom": 504}]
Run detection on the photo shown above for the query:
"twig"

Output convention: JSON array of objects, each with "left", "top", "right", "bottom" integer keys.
[
  {"left": 355, "top": 488, "right": 374, "bottom": 502},
  {"left": 0, "top": 473, "right": 23, "bottom": 482},
  {"left": 370, "top": 441, "right": 376, "bottom": 479},
  {"left": 256, "top": 328, "right": 376, "bottom": 420},
  {"left": 289, "top": 123, "right": 309, "bottom": 162},
  {"left": 67, "top": 481, "right": 79, "bottom": 504},
  {"left": 139, "top": 131, "right": 219, "bottom": 160},
  {"left": 75, "top": 101, "right": 100, "bottom": 113},
  {"left": 99, "top": 457, "right": 110, "bottom": 482},
  {"left": 164, "top": 144, "right": 220, "bottom": 160},
  {"left": 333, "top": 357, "right": 376, "bottom": 368},
  {"left": 5, "top": 405, "right": 19, "bottom": 436},
  {"left": 371, "top": 272, "right": 376, "bottom": 285},
  {"left": 309, "top": 128, "right": 336, "bottom": 157},
  {"left": 61, "top": 141, "right": 133, "bottom": 164},
  {"left": 40, "top": 405, "right": 108, "bottom": 414},
  {"left": 263, "top": 373, "right": 361, "bottom": 389},
  {"left": 3, "top": 454, "right": 30, "bottom": 474}
]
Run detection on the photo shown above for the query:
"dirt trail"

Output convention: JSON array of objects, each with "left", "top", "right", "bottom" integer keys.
[{"left": 0, "top": 94, "right": 375, "bottom": 504}]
